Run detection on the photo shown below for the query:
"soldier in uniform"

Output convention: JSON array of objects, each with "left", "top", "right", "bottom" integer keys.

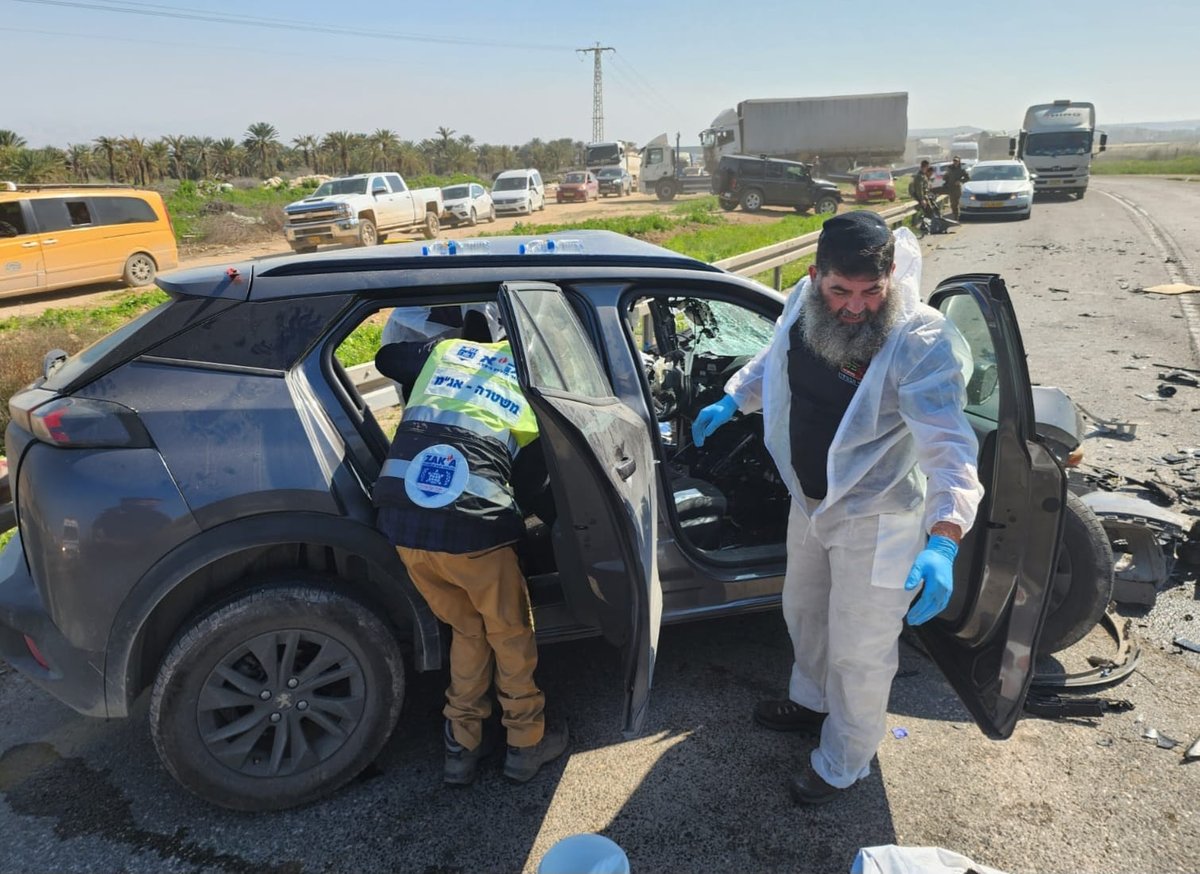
[{"left": 942, "top": 156, "right": 971, "bottom": 220}]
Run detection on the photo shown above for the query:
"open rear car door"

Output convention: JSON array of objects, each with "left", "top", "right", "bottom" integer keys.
[
  {"left": 497, "top": 281, "right": 661, "bottom": 736},
  {"left": 922, "top": 274, "right": 1066, "bottom": 739}
]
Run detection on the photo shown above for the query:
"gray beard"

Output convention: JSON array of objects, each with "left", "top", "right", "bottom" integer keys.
[{"left": 800, "top": 284, "right": 901, "bottom": 370}]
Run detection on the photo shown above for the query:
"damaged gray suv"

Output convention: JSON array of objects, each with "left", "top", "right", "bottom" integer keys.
[{"left": 1, "top": 231, "right": 1090, "bottom": 810}]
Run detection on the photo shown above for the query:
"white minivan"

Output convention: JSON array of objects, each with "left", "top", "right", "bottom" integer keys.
[{"left": 491, "top": 169, "right": 545, "bottom": 215}]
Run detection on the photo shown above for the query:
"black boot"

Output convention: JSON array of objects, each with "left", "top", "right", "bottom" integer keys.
[{"left": 503, "top": 722, "right": 569, "bottom": 783}]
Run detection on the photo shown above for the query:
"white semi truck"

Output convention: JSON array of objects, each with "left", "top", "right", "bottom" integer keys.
[
  {"left": 699, "top": 93, "right": 908, "bottom": 175},
  {"left": 638, "top": 133, "right": 712, "bottom": 200},
  {"left": 584, "top": 141, "right": 642, "bottom": 186},
  {"left": 1016, "top": 100, "right": 1107, "bottom": 198}
]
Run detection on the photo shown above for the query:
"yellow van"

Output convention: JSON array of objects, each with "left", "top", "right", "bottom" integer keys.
[{"left": 0, "top": 182, "right": 179, "bottom": 299}]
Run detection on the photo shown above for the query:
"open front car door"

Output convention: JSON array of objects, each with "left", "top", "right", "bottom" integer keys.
[
  {"left": 497, "top": 281, "right": 661, "bottom": 737},
  {"left": 923, "top": 274, "right": 1066, "bottom": 739}
]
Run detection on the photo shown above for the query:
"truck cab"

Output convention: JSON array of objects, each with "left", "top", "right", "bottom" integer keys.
[{"left": 1017, "top": 100, "right": 1107, "bottom": 199}]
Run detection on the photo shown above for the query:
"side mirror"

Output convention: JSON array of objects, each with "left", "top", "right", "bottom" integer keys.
[
  {"left": 1099, "top": 132, "right": 1108, "bottom": 153},
  {"left": 43, "top": 348, "right": 68, "bottom": 380}
]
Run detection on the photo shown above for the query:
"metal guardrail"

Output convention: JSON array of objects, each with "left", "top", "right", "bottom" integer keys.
[
  {"left": 347, "top": 361, "right": 401, "bottom": 411},
  {"left": 713, "top": 201, "right": 918, "bottom": 290}
]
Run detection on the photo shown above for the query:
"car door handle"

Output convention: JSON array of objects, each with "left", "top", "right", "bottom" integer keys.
[
  {"left": 616, "top": 456, "right": 637, "bottom": 480},
  {"left": 21, "top": 241, "right": 38, "bottom": 248},
  {"left": 42, "top": 238, "right": 58, "bottom": 245}
]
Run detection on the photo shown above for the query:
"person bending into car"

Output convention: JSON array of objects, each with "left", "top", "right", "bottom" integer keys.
[
  {"left": 692, "top": 211, "right": 984, "bottom": 805},
  {"left": 374, "top": 309, "right": 567, "bottom": 786}
]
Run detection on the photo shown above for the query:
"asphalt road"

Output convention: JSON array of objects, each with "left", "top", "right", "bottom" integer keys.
[{"left": 1, "top": 177, "right": 1198, "bottom": 874}]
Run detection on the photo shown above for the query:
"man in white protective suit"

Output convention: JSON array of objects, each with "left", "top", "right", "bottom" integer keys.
[{"left": 692, "top": 210, "right": 984, "bottom": 805}]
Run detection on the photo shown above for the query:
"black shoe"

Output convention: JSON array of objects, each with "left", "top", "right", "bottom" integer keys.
[
  {"left": 753, "top": 698, "right": 827, "bottom": 734},
  {"left": 443, "top": 720, "right": 495, "bottom": 786},
  {"left": 788, "top": 765, "right": 845, "bottom": 806},
  {"left": 503, "top": 722, "right": 569, "bottom": 783}
]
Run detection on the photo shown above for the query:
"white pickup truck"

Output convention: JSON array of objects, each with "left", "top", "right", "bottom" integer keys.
[{"left": 283, "top": 173, "right": 442, "bottom": 252}]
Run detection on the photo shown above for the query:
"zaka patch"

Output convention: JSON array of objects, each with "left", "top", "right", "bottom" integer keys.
[{"left": 405, "top": 444, "right": 470, "bottom": 508}]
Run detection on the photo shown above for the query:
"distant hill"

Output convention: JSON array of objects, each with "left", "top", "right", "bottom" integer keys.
[{"left": 913, "top": 120, "right": 1200, "bottom": 144}]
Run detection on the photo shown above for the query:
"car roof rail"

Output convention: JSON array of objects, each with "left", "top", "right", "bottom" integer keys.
[{"left": 4, "top": 182, "right": 137, "bottom": 191}]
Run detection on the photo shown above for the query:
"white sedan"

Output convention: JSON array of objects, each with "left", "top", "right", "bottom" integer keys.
[
  {"left": 958, "top": 160, "right": 1034, "bottom": 220},
  {"left": 441, "top": 182, "right": 496, "bottom": 227}
]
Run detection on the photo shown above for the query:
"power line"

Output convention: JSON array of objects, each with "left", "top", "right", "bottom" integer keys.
[
  {"left": 9, "top": 0, "right": 576, "bottom": 50},
  {"left": 576, "top": 43, "right": 614, "bottom": 143},
  {"left": 609, "top": 52, "right": 679, "bottom": 117}
]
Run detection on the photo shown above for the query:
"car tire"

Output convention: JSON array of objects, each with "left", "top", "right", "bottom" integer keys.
[
  {"left": 1021, "top": 208, "right": 1032, "bottom": 220},
  {"left": 468, "top": 207, "right": 478, "bottom": 227},
  {"left": 739, "top": 188, "right": 764, "bottom": 212},
  {"left": 422, "top": 211, "right": 439, "bottom": 240},
  {"left": 357, "top": 218, "right": 378, "bottom": 247},
  {"left": 1036, "top": 491, "right": 1115, "bottom": 655},
  {"left": 488, "top": 204, "right": 496, "bottom": 223},
  {"left": 122, "top": 252, "right": 157, "bottom": 287},
  {"left": 149, "top": 583, "right": 405, "bottom": 811},
  {"left": 814, "top": 195, "right": 839, "bottom": 215},
  {"left": 290, "top": 245, "right": 317, "bottom": 255},
  {"left": 656, "top": 180, "right": 677, "bottom": 201},
  {"left": 718, "top": 197, "right": 738, "bottom": 212}
]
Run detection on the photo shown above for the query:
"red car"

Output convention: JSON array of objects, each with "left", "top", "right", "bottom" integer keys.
[
  {"left": 855, "top": 167, "right": 896, "bottom": 203},
  {"left": 556, "top": 171, "right": 599, "bottom": 203}
]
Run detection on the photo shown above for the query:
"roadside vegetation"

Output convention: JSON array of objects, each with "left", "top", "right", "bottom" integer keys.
[{"left": 1093, "top": 156, "right": 1200, "bottom": 175}]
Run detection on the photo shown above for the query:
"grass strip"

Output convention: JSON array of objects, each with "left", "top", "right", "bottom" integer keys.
[{"left": 1092, "top": 157, "right": 1200, "bottom": 175}]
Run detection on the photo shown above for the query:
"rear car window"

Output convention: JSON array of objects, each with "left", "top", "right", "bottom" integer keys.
[
  {"left": 31, "top": 198, "right": 95, "bottom": 232},
  {"left": 42, "top": 303, "right": 172, "bottom": 391},
  {"left": 92, "top": 196, "right": 157, "bottom": 225}
]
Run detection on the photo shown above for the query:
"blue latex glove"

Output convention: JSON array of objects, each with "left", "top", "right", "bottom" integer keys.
[
  {"left": 904, "top": 535, "right": 959, "bottom": 625},
  {"left": 691, "top": 395, "right": 738, "bottom": 447}
]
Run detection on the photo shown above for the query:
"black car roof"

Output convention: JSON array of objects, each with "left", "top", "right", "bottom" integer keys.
[{"left": 157, "top": 230, "right": 721, "bottom": 302}]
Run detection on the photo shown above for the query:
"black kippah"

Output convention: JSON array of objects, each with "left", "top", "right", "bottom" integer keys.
[{"left": 819, "top": 210, "right": 891, "bottom": 249}]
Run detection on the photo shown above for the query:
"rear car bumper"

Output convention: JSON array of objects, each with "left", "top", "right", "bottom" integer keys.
[{"left": 0, "top": 533, "right": 109, "bottom": 717}]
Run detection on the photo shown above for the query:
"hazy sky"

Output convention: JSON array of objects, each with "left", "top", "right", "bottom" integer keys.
[{"left": 5, "top": 0, "right": 1198, "bottom": 148}]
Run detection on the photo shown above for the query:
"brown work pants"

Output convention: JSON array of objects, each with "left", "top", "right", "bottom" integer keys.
[{"left": 396, "top": 544, "right": 544, "bottom": 750}]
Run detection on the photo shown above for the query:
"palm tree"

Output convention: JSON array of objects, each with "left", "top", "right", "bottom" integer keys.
[
  {"left": 192, "top": 136, "right": 214, "bottom": 179},
  {"left": 292, "top": 134, "right": 319, "bottom": 173},
  {"left": 433, "top": 126, "right": 457, "bottom": 174},
  {"left": 395, "top": 140, "right": 426, "bottom": 177},
  {"left": 67, "top": 143, "right": 94, "bottom": 182},
  {"left": 13, "top": 149, "right": 60, "bottom": 183},
  {"left": 148, "top": 139, "right": 170, "bottom": 182},
  {"left": 212, "top": 137, "right": 241, "bottom": 178},
  {"left": 93, "top": 135, "right": 119, "bottom": 182},
  {"left": 163, "top": 134, "right": 190, "bottom": 179},
  {"left": 368, "top": 129, "right": 400, "bottom": 171},
  {"left": 121, "top": 136, "right": 148, "bottom": 185},
  {"left": 243, "top": 121, "right": 280, "bottom": 179},
  {"left": 322, "top": 130, "right": 357, "bottom": 176},
  {"left": 0, "top": 130, "right": 27, "bottom": 149}
]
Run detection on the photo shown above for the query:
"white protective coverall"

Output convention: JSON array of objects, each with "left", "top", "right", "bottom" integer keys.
[{"left": 723, "top": 226, "right": 985, "bottom": 788}]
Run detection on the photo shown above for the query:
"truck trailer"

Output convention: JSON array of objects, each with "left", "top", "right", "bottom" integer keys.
[
  {"left": 1016, "top": 100, "right": 1107, "bottom": 198},
  {"left": 700, "top": 93, "right": 908, "bottom": 175}
]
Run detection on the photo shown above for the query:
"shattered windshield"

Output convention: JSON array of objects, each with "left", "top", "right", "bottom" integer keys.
[
  {"left": 313, "top": 178, "right": 368, "bottom": 196},
  {"left": 673, "top": 298, "right": 774, "bottom": 356},
  {"left": 1024, "top": 131, "right": 1093, "bottom": 157}
]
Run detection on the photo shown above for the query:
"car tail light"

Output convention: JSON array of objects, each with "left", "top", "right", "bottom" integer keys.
[{"left": 29, "top": 397, "right": 153, "bottom": 448}]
